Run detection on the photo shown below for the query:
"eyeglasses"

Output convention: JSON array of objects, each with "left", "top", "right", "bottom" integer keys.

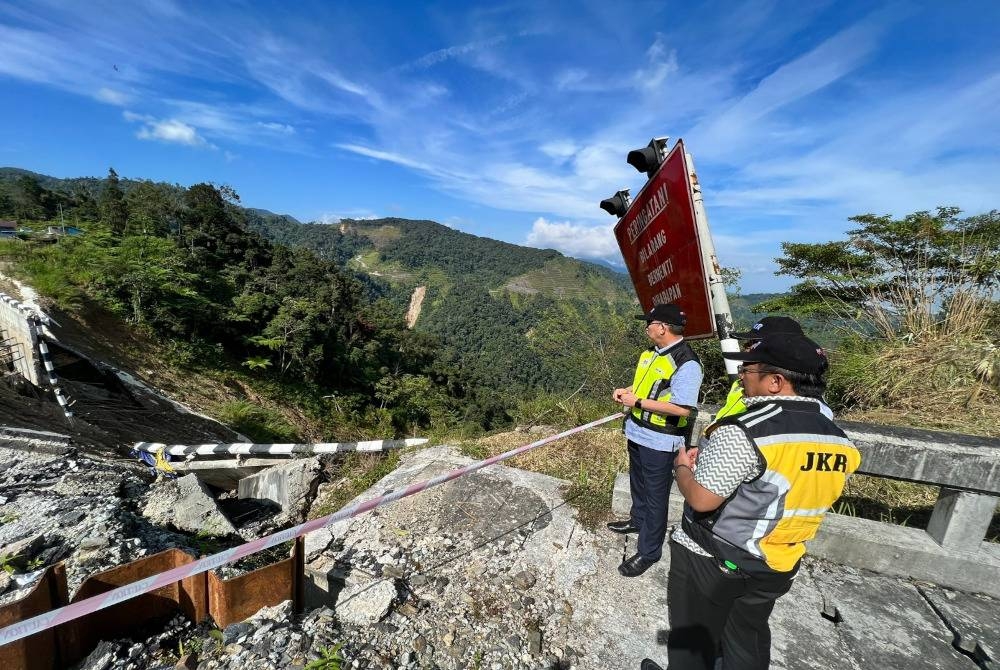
[{"left": 737, "top": 364, "right": 771, "bottom": 375}]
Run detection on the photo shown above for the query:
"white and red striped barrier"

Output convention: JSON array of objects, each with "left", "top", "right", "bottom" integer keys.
[
  {"left": 0, "top": 412, "right": 625, "bottom": 646},
  {"left": 134, "top": 438, "right": 428, "bottom": 458}
]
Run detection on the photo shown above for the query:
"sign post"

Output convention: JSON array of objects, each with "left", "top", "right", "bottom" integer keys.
[{"left": 686, "top": 152, "right": 739, "bottom": 378}]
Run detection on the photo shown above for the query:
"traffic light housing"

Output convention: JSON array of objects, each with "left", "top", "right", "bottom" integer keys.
[
  {"left": 627, "top": 137, "right": 669, "bottom": 178},
  {"left": 599, "top": 189, "right": 631, "bottom": 217}
]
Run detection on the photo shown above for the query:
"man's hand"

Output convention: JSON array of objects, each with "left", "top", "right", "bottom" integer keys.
[
  {"left": 612, "top": 387, "right": 627, "bottom": 403},
  {"left": 675, "top": 445, "right": 699, "bottom": 470}
]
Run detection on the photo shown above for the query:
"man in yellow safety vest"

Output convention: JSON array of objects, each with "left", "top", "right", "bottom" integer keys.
[
  {"left": 610, "top": 303, "right": 703, "bottom": 577},
  {"left": 645, "top": 334, "right": 860, "bottom": 670}
]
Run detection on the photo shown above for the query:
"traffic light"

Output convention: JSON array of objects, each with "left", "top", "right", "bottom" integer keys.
[
  {"left": 626, "top": 137, "right": 669, "bottom": 178},
  {"left": 599, "top": 189, "right": 631, "bottom": 217}
]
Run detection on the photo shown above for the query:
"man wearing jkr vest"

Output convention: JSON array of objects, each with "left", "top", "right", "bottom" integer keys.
[
  {"left": 656, "top": 334, "right": 860, "bottom": 670},
  {"left": 610, "top": 303, "right": 703, "bottom": 578},
  {"left": 714, "top": 316, "right": 833, "bottom": 421}
]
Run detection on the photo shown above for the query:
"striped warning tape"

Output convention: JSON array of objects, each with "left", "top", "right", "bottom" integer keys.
[
  {"left": 0, "top": 412, "right": 624, "bottom": 646},
  {"left": 0, "top": 292, "right": 51, "bottom": 325},
  {"left": 134, "top": 438, "right": 429, "bottom": 458},
  {"left": 33, "top": 320, "right": 73, "bottom": 418}
]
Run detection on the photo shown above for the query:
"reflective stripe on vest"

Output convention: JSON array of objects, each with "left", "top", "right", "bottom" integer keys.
[
  {"left": 683, "top": 399, "right": 861, "bottom": 575},
  {"left": 629, "top": 342, "right": 699, "bottom": 434}
]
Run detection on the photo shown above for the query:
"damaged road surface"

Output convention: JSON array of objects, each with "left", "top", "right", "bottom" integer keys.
[{"left": 3, "top": 442, "right": 998, "bottom": 670}]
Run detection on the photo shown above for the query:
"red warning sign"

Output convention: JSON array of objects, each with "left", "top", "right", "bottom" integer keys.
[{"left": 613, "top": 139, "right": 715, "bottom": 339}]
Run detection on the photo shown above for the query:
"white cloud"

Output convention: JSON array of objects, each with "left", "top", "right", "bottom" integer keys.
[
  {"left": 96, "top": 87, "right": 130, "bottom": 105},
  {"left": 124, "top": 112, "right": 211, "bottom": 148},
  {"left": 525, "top": 217, "right": 619, "bottom": 261},
  {"left": 256, "top": 121, "right": 296, "bottom": 134},
  {"left": 399, "top": 35, "right": 510, "bottom": 72},
  {"left": 138, "top": 119, "right": 206, "bottom": 146},
  {"left": 316, "top": 210, "right": 379, "bottom": 224},
  {"left": 540, "top": 140, "right": 576, "bottom": 161}
]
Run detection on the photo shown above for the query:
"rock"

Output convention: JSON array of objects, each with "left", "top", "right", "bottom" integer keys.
[
  {"left": 528, "top": 629, "right": 542, "bottom": 654},
  {"left": 79, "top": 535, "right": 109, "bottom": 551},
  {"left": 335, "top": 579, "right": 397, "bottom": 625},
  {"left": 0, "top": 570, "right": 11, "bottom": 594},
  {"left": 223, "top": 622, "right": 254, "bottom": 645},
  {"left": 76, "top": 640, "right": 120, "bottom": 670},
  {"left": 143, "top": 474, "right": 237, "bottom": 536},
  {"left": 304, "top": 527, "right": 334, "bottom": 561},
  {"left": 250, "top": 599, "right": 294, "bottom": 623},
  {"left": 513, "top": 570, "right": 536, "bottom": 590},
  {"left": 2, "top": 532, "right": 46, "bottom": 563},
  {"left": 175, "top": 653, "right": 199, "bottom": 669},
  {"left": 58, "top": 509, "right": 86, "bottom": 526},
  {"left": 237, "top": 457, "right": 322, "bottom": 522},
  {"left": 412, "top": 635, "right": 427, "bottom": 652}
]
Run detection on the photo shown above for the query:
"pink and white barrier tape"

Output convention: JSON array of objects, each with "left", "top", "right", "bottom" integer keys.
[{"left": 0, "top": 412, "right": 625, "bottom": 646}]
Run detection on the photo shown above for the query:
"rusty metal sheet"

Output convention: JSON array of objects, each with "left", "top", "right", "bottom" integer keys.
[
  {"left": 208, "top": 538, "right": 303, "bottom": 629},
  {"left": 59, "top": 548, "right": 207, "bottom": 663},
  {"left": 0, "top": 563, "right": 68, "bottom": 670}
]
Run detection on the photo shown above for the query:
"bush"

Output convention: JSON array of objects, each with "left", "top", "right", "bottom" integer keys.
[{"left": 217, "top": 400, "right": 299, "bottom": 442}]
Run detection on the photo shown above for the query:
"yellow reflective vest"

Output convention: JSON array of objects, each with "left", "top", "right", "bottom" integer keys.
[
  {"left": 715, "top": 379, "right": 746, "bottom": 420},
  {"left": 628, "top": 342, "right": 700, "bottom": 436},
  {"left": 683, "top": 399, "right": 861, "bottom": 575}
]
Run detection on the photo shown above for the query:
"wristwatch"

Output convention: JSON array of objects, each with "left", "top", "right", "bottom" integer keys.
[{"left": 635, "top": 399, "right": 643, "bottom": 410}]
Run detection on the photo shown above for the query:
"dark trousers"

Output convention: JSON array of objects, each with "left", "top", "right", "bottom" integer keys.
[
  {"left": 666, "top": 541, "right": 796, "bottom": 670},
  {"left": 627, "top": 439, "right": 676, "bottom": 561}
]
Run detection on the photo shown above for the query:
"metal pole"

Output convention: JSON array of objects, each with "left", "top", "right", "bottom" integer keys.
[{"left": 686, "top": 152, "right": 740, "bottom": 380}]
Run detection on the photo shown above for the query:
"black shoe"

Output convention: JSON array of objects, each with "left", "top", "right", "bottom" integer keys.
[
  {"left": 607, "top": 519, "right": 640, "bottom": 534},
  {"left": 640, "top": 659, "right": 664, "bottom": 670},
  {"left": 618, "top": 553, "right": 658, "bottom": 577}
]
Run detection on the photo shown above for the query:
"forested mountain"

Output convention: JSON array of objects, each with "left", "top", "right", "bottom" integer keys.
[
  {"left": 245, "top": 211, "right": 645, "bottom": 400},
  {"left": 0, "top": 168, "right": 767, "bottom": 440}
]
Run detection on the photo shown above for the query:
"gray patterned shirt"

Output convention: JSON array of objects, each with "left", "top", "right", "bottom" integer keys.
[{"left": 671, "top": 395, "right": 829, "bottom": 556}]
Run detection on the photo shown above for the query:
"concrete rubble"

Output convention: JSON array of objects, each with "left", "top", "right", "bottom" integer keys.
[
  {"left": 3, "top": 439, "right": 1000, "bottom": 669},
  {"left": 143, "top": 474, "right": 239, "bottom": 537},
  {"left": 237, "top": 456, "right": 323, "bottom": 524}
]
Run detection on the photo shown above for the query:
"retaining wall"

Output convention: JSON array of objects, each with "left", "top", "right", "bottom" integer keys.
[{"left": 0, "top": 293, "right": 42, "bottom": 386}]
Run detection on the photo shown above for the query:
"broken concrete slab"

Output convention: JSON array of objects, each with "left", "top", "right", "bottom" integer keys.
[
  {"left": 809, "top": 562, "right": 970, "bottom": 669},
  {"left": 142, "top": 473, "right": 237, "bottom": 536},
  {"left": 810, "top": 510, "right": 1000, "bottom": 598},
  {"left": 170, "top": 458, "right": 283, "bottom": 490},
  {"left": 0, "top": 425, "right": 72, "bottom": 455},
  {"left": 237, "top": 457, "right": 322, "bottom": 523},
  {"left": 921, "top": 585, "right": 1000, "bottom": 665},
  {"left": 768, "top": 566, "right": 858, "bottom": 670},
  {"left": 335, "top": 579, "right": 397, "bottom": 625}
]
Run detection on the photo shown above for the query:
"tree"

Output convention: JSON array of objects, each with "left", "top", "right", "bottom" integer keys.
[
  {"left": 99, "top": 168, "right": 129, "bottom": 234},
  {"left": 758, "top": 207, "right": 1000, "bottom": 325},
  {"left": 126, "top": 181, "right": 176, "bottom": 236},
  {"left": 12, "top": 176, "right": 47, "bottom": 220}
]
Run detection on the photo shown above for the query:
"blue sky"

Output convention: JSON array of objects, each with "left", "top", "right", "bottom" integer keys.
[{"left": 2, "top": 1, "right": 999, "bottom": 292}]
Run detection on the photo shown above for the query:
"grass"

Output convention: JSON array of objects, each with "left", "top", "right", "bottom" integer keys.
[
  {"left": 309, "top": 451, "right": 402, "bottom": 519},
  {"left": 305, "top": 643, "right": 345, "bottom": 670},
  {"left": 815, "top": 273, "right": 1000, "bottom": 540},
  {"left": 216, "top": 400, "right": 301, "bottom": 443}
]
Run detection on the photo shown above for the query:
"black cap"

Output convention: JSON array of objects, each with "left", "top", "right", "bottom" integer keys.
[
  {"left": 636, "top": 303, "right": 687, "bottom": 326},
  {"left": 731, "top": 316, "right": 804, "bottom": 340},
  {"left": 723, "top": 334, "right": 828, "bottom": 374}
]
